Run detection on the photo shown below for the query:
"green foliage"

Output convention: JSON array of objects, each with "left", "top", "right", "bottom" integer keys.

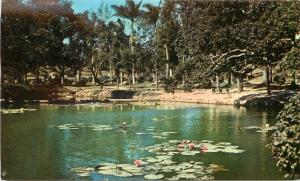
[
  {"left": 163, "top": 77, "right": 178, "bottom": 93},
  {"left": 269, "top": 95, "right": 300, "bottom": 179},
  {"left": 183, "top": 82, "right": 193, "bottom": 92}
]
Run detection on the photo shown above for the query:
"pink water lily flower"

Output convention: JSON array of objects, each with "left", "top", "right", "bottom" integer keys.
[
  {"left": 188, "top": 143, "right": 195, "bottom": 150},
  {"left": 134, "top": 160, "right": 142, "bottom": 167},
  {"left": 178, "top": 144, "right": 184, "bottom": 148},
  {"left": 200, "top": 146, "right": 208, "bottom": 153}
]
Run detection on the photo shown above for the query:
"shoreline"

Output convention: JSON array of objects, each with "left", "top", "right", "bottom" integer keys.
[{"left": 1, "top": 87, "right": 298, "bottom": 110}]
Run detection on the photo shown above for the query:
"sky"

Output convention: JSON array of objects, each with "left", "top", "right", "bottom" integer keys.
[
  {"left": 72, "top": 0, "right": 161, "bottom": 13},
  {"left": 71, "top": 0, "right": 161, "bottom": 34}
]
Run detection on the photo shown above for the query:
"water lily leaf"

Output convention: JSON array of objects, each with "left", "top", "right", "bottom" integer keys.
[
  {"left": 181, "top": 168, "right": 196, "bottom": 173},
  {"left": 147, "top": 158, "right": 159, "bottom": 163},
  {"left": 167, "top": 176, "right": 180, "bottom": 180},
  {"left": 155, "top": 155, "right": 172, "bottom": 160},
  {"left": 158, "top": 160, "right": 175, "bottom": 165},
  {"left": 168, "top": 140, "right": 181, "bottom": 144},
  {"left": 177, "top": 173, "right": 197, "bottom": 179},
  {"left": 216, "top": 142, "right": 232, "bottom": 146},
  {"left": 114, "top": 171, "right": 133, "bottom": 177},
  {"left": 77, "top": 172, "right": 90, "bottom": 177},
  {"left": 181, "top": 150, "right": 199, "bottom": 155},
  {"left": 153, "top": 135, "right": 167, "bottom": 139},
  {"left": 244, "top": 126, "right": 261, "bottom": 130},
  {"left": 144, "top": 174, "right": 164, "bottom": 180}
]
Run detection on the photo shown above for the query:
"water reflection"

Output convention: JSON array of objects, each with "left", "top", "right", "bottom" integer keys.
[{"left": 2, "top": 104, "right": 283, "bottom": 180}]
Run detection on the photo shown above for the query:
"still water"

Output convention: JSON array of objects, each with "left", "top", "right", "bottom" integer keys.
[{"left": 2, "top": 103, "right": 284, "bottom": 180}]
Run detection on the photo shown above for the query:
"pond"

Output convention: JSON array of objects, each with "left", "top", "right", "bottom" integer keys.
[{"left": 2, "top": 103, "right": 284, "bottom": 180}]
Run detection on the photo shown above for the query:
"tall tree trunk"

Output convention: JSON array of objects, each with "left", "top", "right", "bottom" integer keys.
[
  {"left": 132, "top": 64, "right": 136, "bottom": 85},
  {"left": 130, "top": 20, "right": 136, "bottom": 85},
  {"left": 169, "top": 68, "right": 173, "bottom": 77},
  {"left": 231, "top": 73, "right": 235, "bottom": 86},
  {"left": 116, "top": 74, "right": 119, "bottom": 89},
  {"left": 109, "top": 61, "right": 113, "bottom": 84},
  {"left": 92, "top": 55, "right": 95, "bottom": 85},
  {"left": 91, "top": 69, "right": 98, "bottom": 86},
  {"left": 76, "top": 67, "right": 81, "bottom": 83},
  {"left": 228, "top": 72, "right": 231, "bottom": 86},
  {"left": 120, "top": 72, "right": 123, "bottom": 85},
  {"left": 60, "top": 74, "right": 64, "bottom": 86},
  {"left": 269, "top": 67, "right": 272, "bottom": 83},
  {"left": 266, "top": 66, "right": 271, "bottom": 95},
  {"left": 166, "top": 63, "right": 169, "bottom": 78},
  {"left": 24, "top": 73, "right": 27, "bottom": 84},
  {"left": 128, "top": 72, "right": 131, "bottom": 90},
  {"left": 237, "top": 75, "right": 243, "bottom": 93},
  {"left": 36, "top": 68, "right": 40, "bottom": 83},
  {"left": 263, "top": 68, "right": 267, "bottom": 83},
  {"left": 216, "top": 74, "right": 220, "bottom": 93},
  {"left": 165, "top": 44, "right": 169, "bottom": 78},
  {"left": 155, "top": 68, "right": 159, "bottom": 90}
]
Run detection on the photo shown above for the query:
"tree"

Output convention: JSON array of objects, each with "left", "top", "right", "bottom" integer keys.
[
  {"left": 111, "top": 0, "right": 143, "bottom": 86},
  {"left": 142, "top": 3, "right": 161, "bottom": 89},
  {"left": 157, "top": 0, "right": 179, "bottom": 79},
  {"left": 269, "top": 95, "right": 300, "bottom": 179}
]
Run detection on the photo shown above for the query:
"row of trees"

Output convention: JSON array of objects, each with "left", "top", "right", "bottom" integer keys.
[
  {"left": 2, "top": 0, "right": 300, "bottom": 94},
  {"left": 174, "top": 1, "right": 300, "bottom": 94}
]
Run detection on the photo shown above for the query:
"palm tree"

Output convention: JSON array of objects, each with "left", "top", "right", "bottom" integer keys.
[
  {"left": 142, "top": 3, "right": 161, "bottom": 90},
  {"left": 111, "top": 0, "right": 143, "bottom": 87}
]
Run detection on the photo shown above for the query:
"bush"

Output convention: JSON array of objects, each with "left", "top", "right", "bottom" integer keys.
[
  {"left": 273, "top": 75, "right": 286, "bottom": 85},
  {"left": 145, "top": 74, "right": 153, "bottom": 82},
  {"left": 73, "top": 78, "right": 88, "bottom": 86},
  {"left": 269, "top": 95, "right": 300, "bottom": 179},
  {"left": 136, "top": 75, "right": 145, "bottom": 83},
  {"left": 163, "top": 77, "right": 178, "bottom": 93},
  {"left": 183, "top": 82, "right": 193, "bottom": 92}
]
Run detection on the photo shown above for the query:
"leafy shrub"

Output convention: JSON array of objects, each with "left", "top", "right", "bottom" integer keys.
[
  {"left": 183, "top": 82, "right": 193, "bottom": 92},
  {"left": 163, "top": 77, "right": 178, "bottom": 93},
  {"left": 269, "top": 95, "right": 300, "bottom": 179},
  {"left": 273, "top": 75, "right": 286, "bottom": 85},
  {"left": 136, "top": 75, "right": 145, "bottom": 83},
  {"left": 145, "top": 74, "right": 153, "bottom": 82},
  {"left": 75, "top": 78, "right": 88, "bottom": 86}
]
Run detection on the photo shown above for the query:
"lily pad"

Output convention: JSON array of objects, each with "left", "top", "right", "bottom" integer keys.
[
  {"left": 114, "top": 171, "right": 133, "bottom": 177},
  {"left": 167, "top": 176, "right": 180, "bottom": 180},
  {"left": 153, "top": 135, "right": 167, "bottom": 139},
  {"left": 216, "top": 142, "right": 232, "bottom": 146},
  {"left": 168, "top": 140, "right": 181, "bottom": 144},
  {"left": 147, "top": 158, "right": 159, "bottom": 163},
  {"left": 244, "top": 126, "right": 261, "bottom": 130},
  {"left": 158, "top": 160, "right": 175, "bottom": 165},
  {"left": 181, "top": 150, "right": 199, "bottom": 155},
  {"left": 177, "top": 173, "right": 197, "bottom": 179},
  {"left": 155, "top": 155, "right": 172, "bottom": 160},
  {"left": 180, "top": 168, "right": 196, "bottom": 173},
  {"left": 144, "top": 174, "right": 164, "bottom": 180},
  {"left": 77, "top": 172, "right": 90, "bottom": 177}
]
